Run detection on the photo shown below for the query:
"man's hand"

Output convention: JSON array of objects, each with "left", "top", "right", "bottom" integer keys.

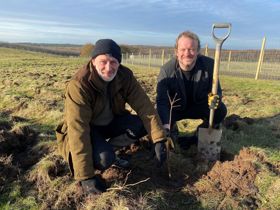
[
  {"left": 208, "top": 93, "right": 220, "bottom": 109},
  {"left": 154, "top": 140, "right": 167, "bottom": 167},
  {"left": 80, "top": 176, "right": 107, "bottom": 195}
]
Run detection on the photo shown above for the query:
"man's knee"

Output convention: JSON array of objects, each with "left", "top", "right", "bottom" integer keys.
[{"left": 125, "top": 115, "right": 147, "bottom": 138}]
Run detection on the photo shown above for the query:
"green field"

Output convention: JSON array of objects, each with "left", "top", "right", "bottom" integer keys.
[{"left": 0, "top": 47, "right": 279, "bottom": 210}]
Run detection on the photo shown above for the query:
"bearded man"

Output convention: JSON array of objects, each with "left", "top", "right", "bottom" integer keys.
[{"left": 56, "top": 39, "right": 168, "bottom": 194}]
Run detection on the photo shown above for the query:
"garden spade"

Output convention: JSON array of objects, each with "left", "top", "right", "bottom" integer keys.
[{"left": 198, "top": 23, "right": 231, "bottom": 161}]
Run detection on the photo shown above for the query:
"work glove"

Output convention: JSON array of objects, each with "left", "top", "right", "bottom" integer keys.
[
  {"left": 208, "top": 93, "right": 220, "bottom": 109},
  {"left": 154, "top": 140, "right": 167, "bottom": 167},
  {"left": 80, "top": 176, "right": 107, "bottom": 195}
]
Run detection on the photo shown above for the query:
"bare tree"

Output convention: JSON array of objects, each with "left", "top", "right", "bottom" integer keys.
[{"left": 166, "top": 91, "right": 181, "bottom": 178}]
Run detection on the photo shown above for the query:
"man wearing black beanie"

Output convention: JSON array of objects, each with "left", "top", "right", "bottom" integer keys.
[
  {"left": 56, "top": 39, "right": 168, "bottom": 195},
  {"left": 92, "top": 39, "right": 122, "bottom": 63}
]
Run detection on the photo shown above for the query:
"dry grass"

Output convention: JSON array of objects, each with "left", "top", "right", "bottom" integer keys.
[{"left": 0, "top": 47, "right": 279, "bottom": 209}]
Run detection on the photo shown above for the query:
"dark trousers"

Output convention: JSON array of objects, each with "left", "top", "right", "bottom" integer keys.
[
  {"left": 171, "top": 102, "right": 227, "bottom": 128},
  {"left": 90, "top": 113, "right": 147, "bottom": 171}
]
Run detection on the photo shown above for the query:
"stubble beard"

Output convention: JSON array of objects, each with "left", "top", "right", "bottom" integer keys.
[
  {"left": 180, "top": 59, "right": 196, "bottom": 71},
  {"left": 96, "top": 67, "right": 118, "bottom": 82}
]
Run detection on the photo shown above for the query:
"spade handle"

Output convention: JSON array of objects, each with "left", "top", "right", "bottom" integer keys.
[{"left": 209, "top": 23, "right": 231, "bottom": 128}]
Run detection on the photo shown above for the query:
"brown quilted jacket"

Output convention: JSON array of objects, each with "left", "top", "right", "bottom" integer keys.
[{"left": 56, "top": 61, "right": 165, "bottom": 180}]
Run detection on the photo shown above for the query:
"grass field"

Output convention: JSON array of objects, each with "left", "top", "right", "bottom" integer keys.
[{"left": 0, "top": 47, "right": 279, "bottom": 209}]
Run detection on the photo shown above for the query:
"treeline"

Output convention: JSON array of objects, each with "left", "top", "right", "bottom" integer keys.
[
  {"left": 0, "top": 42, "right": 168, "bottom": 57},
  {"left": 79, "top": 43, "right": 174, "bottom": 57},
  {"left": 0, "top": 42, "right": 80, "bottom": 56},
  {"left": 0, "top": 42, "right": 174, "bottom": 57},
  {"left": 1, "top": 42, "right": 279, "bottom": 62}
]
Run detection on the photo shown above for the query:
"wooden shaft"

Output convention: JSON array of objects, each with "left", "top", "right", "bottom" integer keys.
[
  {"left": 209, "top": 23, "right": 231, "bottom": 129},
  {"left": 209, "top": 43, "right": 222, "bottom": 128}
]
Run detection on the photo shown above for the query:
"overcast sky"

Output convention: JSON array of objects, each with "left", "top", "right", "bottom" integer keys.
[{"left": 0, "top": 0, "right": 279, "bottom": 49}]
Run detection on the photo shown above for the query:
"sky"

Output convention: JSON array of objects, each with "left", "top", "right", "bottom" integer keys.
[{"left": 0, "top": 0, "right": 279, "bottom": 49}]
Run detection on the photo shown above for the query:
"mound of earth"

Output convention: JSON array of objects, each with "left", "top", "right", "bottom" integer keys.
[{"left": 194, "top": 148, "right": 261, "bottom": 209}]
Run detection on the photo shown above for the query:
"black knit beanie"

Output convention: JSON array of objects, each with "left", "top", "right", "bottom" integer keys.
[{"left": 91, "top": 39, "right": 122, "bottom": 63}]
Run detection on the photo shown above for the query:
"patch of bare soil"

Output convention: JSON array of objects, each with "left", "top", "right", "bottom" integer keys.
[
  {"left": 0, "top": 155, "right": 18, "bottom": 192},
  {"left": 101, "top": 167, "right": 129, "bottom": 182},
  {"left": 138, "top": 80, "right": 155, "bottom": 95},
  {"left": 223, "top": 114, "right": 255, "bottom": 130},
  {"left": 0, "top": 115, "right": 38, "bottom": 194},
  {"left": 0, "top": 125, "right": 37, "bottom": 162},
  {"left": 0, "top": 120, "right": 12, "bottom": 130},
  {"left": 194, "top": 148, "right": 261, "bottom": 209},
  {"left": 101, "top": 139, "right": 192, "bottom": 191}
]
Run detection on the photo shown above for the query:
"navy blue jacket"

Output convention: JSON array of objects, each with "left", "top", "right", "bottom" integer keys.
[{"left": 156, "top": 55, "right": 222, "bottom": 125}]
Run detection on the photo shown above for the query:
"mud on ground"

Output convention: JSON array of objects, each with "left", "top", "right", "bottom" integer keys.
[
  {"left": 0, "top": 113, "right": 278, "bottom": 209},
  {"left": 194, "top": 148, "right": 261, "bottom": 209},
  {"left": 0, "top": 116, "right": 37, "bottom": 189}
]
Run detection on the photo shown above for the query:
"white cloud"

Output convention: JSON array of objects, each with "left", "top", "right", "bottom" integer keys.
[
  {"left": 0, "top": 15, "right": 176, "bottom": 45},
  {"left": 0, "top": 0, "right": 279, "bottom": 48}
]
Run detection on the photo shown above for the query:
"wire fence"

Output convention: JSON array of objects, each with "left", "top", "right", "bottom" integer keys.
[{"left": 122, "top": 42, "right": 280, "bottom": 81}]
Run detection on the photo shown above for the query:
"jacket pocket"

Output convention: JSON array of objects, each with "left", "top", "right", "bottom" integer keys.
[{"left": 55, "top": 122, "right": 68, "bottom": 160}]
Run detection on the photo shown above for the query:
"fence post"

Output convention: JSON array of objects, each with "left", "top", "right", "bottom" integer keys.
[
  {"left": 148, "top": 49, "right": 151, "bottom": 69},
  {"left": 227, "top": 50, "right": 231, "bottom": 71},
  {"left": 255, "top": 37, "right": 266, "bottom": 80},
  {"left": 205, "top": 44, "right": 208, "bottom": 56},
  {"left": 138, "top": 52, "right": 141, "bottom": 65},
  {"left": 161, "top": 49, "right": 165, "bottom": 65}
]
